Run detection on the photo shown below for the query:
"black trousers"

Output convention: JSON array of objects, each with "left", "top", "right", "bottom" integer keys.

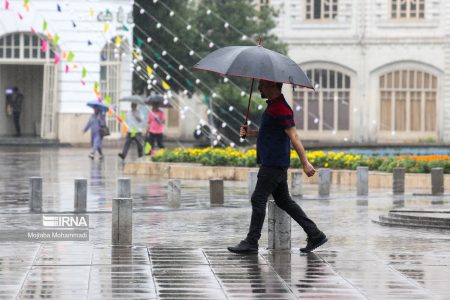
[
  {"left": 13, "top": 111, "right": 21, "bottom": 135},
  {"left": 121, "top": 133, "right": 143, "bottom": 158},
  {"left": 246, "top": 165, "right": 321, "bottom": 244},
  {"left": 147, "top": 133, "right": 164, "bottom": 149}
]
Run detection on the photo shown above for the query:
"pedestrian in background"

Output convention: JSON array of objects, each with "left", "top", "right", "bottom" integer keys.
[
  {"left": 147, "top": 104, "right": 166, "bottom": 155},
  {"left": 83, "top": 107, "right": 106, "bottom": 160},
  {"left": 118, "top": 102, "right": 145, "bottom": 160},
  {"left": 6, "top": 87, "right": 24, "bottom": 137}
]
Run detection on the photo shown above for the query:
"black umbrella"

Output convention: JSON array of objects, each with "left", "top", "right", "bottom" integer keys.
[
  {"left": 145, "top": 95, "right": 172, "bottom": 108},
  {"left": 193, "top": 39, "right": 313, "bottom": 136}
]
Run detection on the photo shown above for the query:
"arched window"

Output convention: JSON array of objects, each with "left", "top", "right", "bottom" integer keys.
[
  {"left": 100, "top": 38, "right": 127, "bottom": 133},
  {"left": 0, "top": 32, "right": 55, "bottom": 60},
  {"left": 293, "top": 68, "right": 351, "bottom": 132},
  {"left": 379, "top": 70, "right": 437, "bottom": 133},
  {"left": 391, "top": 0, "right": 425, "bottom": 19},
  {"left": 306, "top": 0, "right": 338, "bottom": 20}
]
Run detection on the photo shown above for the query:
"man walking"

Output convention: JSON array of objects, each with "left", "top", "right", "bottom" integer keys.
[
  {"left": 228, "top": 80, "right": 327, "bottom": 254},
  {"left": 118, "top": 102, "right": 144, "bottom": 160},
  {"left": 6, "top": 87, "right": 24, "bottom": 137}
]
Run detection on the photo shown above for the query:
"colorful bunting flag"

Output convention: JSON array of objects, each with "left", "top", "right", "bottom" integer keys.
[
  {"left": 133, "top": 50, "right": 140, "bottom": 59},
  {"left": 52, "top": 34, "right": 59, "bottom": 45},
  {"left": 57, "top": 4, "right": 61, "bottom": 12},
  {"left": 88, "top": 40, "right": 92, "bottom": 46},
  {"left": 121, "top": 123, "right": 128, "bottom": 135},
  {"left": 103, "top": 23, "right": 109, "bottom": 33},
  {"left": 115, "top": 36, "right": 122, "bottom": 47},
  {"left": 72, "top": 20, "right": 77, "bottom": 28},
  {"left": 30, "top": 26, "right": 36, "bottom": 33},
  {"left": 81, "top": 67, "right": 87, "bottom": 78},
  {"left": 65, "top": 64, "right": 69, "bottom": 73},
  {"left": 162, "top": 80, "right": 171, "bottom": 90},
  {"left": 152, "top": 51, "right": 161, "bottom": 60},
  {"left": 120, "top": 113, "right": 126, "bottom": 121},
  {"left": 43, "top": 20, "right": 47, "bottom": 31},
  {"left": 62, "top": 51, "right": 67, "bottom": 60},
  {"left": 90, "top": 7, "right": 94, "bottom": 17},
  {"left": 47, "top": 32, "right": 53, "bottom": 41},
  {"left": 67, "top": 51, "right": 74, "bottom": 62},
  {"left": 93, "top": 81, "right": 99, "bottom": 92},
  {"left": 5, "top": 0, "right": 9, "bottom": 10},
  {"left": 107, "top": 107, "right": 113, "bottom": 116},
  {"left": 146, "top": 66, "right": 153, "bottom": 77},
  {"left": 137, "top": 38, "right": 143, "bottom": 48},
  {"left": 122, "top": 25, "right": 129, "bottom": 32},
  {"left": 104, "top": 95, "right": 111, "bottom": 105},
  {"left": 54, "top": 54, "right": 60, "bottom": 64},
  {"left": 23, "top": 0, "right": 29, "bottom": 11},
  {"left": 41, "top": 40, "right": 48, "bottom": 52},
  {"left": 81, "top": 79, "right": 86, "bottom": 85},
  {"left": 18, "top": 12, "right": 23, "bottom": 20}
]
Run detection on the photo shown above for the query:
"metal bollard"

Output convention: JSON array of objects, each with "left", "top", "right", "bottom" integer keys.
[
  {"left": 209, "top": 179, "right": 224, "bottom": 207},
  {"left": 168, "top": 179, "right": 181, "bottom": 208},
  {"left": 74, "top": 178, "right": 87, "bottom": 212},
  {"left": 248, "top": 170, "right": 258, "bottom": 197},
  {"left": 318, "top": 168, "right": 331, "bottom": 197},
  {"left": 30, "top": 177, "right": 42, "bottom": 212},
  {"left": 291, "top": 171, "right": 303, "bottom": 197},
  {"left": 268, "top": 200, "right": 291, "bottom": 250},
  {"left": 112, "top": 198, "right": 133, "bottom": 245},
  {"left": 357, "top": 167, "right": 369, "bottom": 196},
  {"left": 393, "top": 168, "right": 405, "bottom": 195},
  {"left": 431, "top": 168, "right": 444, "bottom": 195},
  {"left": 118, "top": 178, "right": 131, "bottom": 198}
]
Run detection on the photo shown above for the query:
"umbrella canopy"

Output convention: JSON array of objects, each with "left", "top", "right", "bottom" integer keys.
[
  {"left": 145, "top": 95, "right": 172, "bottom": 108},
  {"left": 193, "top": 45, "right": 313, "bottom": 89},
  {"left": 119, "top": 95, "right": 146, "bottom": 104},
  {"left": 86, "top": 100, "right": 109, "bottom": 112}
]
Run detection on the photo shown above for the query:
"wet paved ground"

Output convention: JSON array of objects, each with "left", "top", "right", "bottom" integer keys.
[{"left": 0, "top": 147, "right": 450, "bottom": 299}]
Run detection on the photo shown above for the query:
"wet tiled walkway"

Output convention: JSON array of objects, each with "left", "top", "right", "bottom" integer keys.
[{"left": 1, "top": 147, "right": 450, "bottom": 299}]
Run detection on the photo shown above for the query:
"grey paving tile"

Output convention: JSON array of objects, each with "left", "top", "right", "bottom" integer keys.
[
  {"left": 149, "top": 247, "right": 209, "bottom": 265},
  {"left": 33, "top": 243, "right": 93, "bottom": 266},
  {"left": 203, "top": 248, "right": 268, "bottom": 265},
  {"left": 92, "top": 245, "right": 150, "bottom": 265}
]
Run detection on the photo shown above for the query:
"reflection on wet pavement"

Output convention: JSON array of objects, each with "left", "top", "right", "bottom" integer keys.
[{"left": 1, "top": 147, "right": 450, "bottom": 299}]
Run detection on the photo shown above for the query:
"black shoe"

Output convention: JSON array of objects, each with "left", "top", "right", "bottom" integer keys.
[
  {"left": 227, "top": 240, "right": 258, "bottom": 254},
  {"left": 300, "top": 232, "right": 328, "bottom": 253},
  {"left": 118, "top": 153, "right": 125, "bottom": 160}
]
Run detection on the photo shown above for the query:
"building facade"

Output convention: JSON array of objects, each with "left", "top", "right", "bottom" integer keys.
[
  {"left": 0, "top": 0, "right": 133, "bottom": 143},
  {"left": 268, "top": 0, "right": 450, "bottom": 144}
]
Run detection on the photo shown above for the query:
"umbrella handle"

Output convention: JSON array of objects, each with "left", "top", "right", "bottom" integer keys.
[{"left": 241, "top": 78, "right": 255, "bottom": 139}]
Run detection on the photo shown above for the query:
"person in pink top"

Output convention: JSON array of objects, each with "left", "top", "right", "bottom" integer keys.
[{"left": 147, "top": 104, "right": 166, "bottom": 154}]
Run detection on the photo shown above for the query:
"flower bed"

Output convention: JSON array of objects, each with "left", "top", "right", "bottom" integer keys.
[{"left": 151, "top": 148, "right": 450, "bottom": 173}]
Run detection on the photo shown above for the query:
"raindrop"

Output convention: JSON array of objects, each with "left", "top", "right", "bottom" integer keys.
[
  {"left": 206, "top": 9, "right": 211, "bottom": 15},
  {"left": 221, "top": 122, "right": 227, "bottom": 128},
  {"left": 217, "top": 135, "right": 221, "bottom": 141},
  {"left": 258, "top": 104, "right": 263, "bottom": 110},
  {"left": 163, "top": 99, "right": 169, "bottom": 105},
  {"left": 136, "top": 66, "right": 142, "bottom": 71},
  {"left": 162, "top": 50, "right": 167, "bottom": 56},
  {"left": 314, "top": 118, "right": 319, "bottom": 124},
  {"left": 196, "top": 129, "right": 201, "bottom": 135},
  {"left": 223, "top": 78, "right": 228, "bottom": 83},
  {"left": 152, "top": 80, "right": 157, "bottom": 85},
  {"left": 207, "top": 109, "right": 211, "bottom": 115},
  {"left": 212, "top": 128, "right": 217, "bottom": 134},
  {"left": 183, "top": 90, "right": 188, "bottom": 95},
  {"left": 242, "top": 35, "right": 247, "bottom": 40},
  {"left": 179, "top": 65, "right": 184, "bottom": 70},
  {"left": 212, "top": 93, "right": 217, "bottom": 98},
  {"left": 133, "top": 59, "right": 137, "bottom": 64},
  {"left": 153, "top": 0, "right": 158, "bottom": 3},
  {"left": 208, "top": 42, "right": 214, "bottom": 48},
  {"left": 248, "top": 120, "right": 252, "bottom": 125},
  {"left": 240, "top": 91, "right": 246, "bottom": 97},
  {"left": 173, "top": 37, "right": 178, "bottom": 43},
  {"left": 156, "top": 23, "right": 161, "bottom": 29},
  {"left": 213, "top": 140, "right": 218, "bottom": 146},
  {"left": 169, "top": 11, "right": 174, "bottom": 17},
  {"left": 189, "top": 50, "right": 194, "bottom": 56},
  {"left": 230, "top": 142, "right": 235, "bottom": 148},
  {"left": 228, "top": 106, "right": 234, "bottom": 111},
  {"left": 147, "top": 37, "right": 152, "bottom": 43},
  {"left": 140, "top": 8, "right": 145, "bottom": 14},
  {"left": 240, "top": 138, "right": 245, "bottom": 143},
  {"left": 224, "top": 22, "right": 229, "bottom": 28},
  {"left": 296, "top": 105, "right": 301, "bottom": 111},
  {"left": 314, "top": 83, "right": 320, "bottom": 89},
  {"left": 166, "top": 75, "right": 171, "bottom": 80},
  {"left": 147, "top": 85, "right": 152, "bottom": 90},
  {"left": 196, "top": 125, "right": 201, "bottom": 130},
  {"left": 153, "top": 63, "right": 158, "bottom": 69},
  {"left": 332, "top": 130, "right": 336, "bottom": 135},
  {"left": 186, "top": 24, "right": 192, "bottom": 30}
]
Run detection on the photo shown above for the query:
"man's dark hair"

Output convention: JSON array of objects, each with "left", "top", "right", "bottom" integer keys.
[
  {"left": 276, "top": 82, "right": 283, "bottom": 90},
  {"left": 12, "top": 87, "right": 19, "bottom": 92}
]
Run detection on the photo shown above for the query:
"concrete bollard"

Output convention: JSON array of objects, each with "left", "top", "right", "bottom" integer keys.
[
  {"left": 357, "top": 167, "right": 369, "bottom": 196},
  {"left": 248, "top": 170, "right": 258, "bottom": 197},
  {"left": 74, "top": 178, "right": 87, "bottom": 212},
  {"left": 291, "top": 171, "right": 303, "bottom": 197},
  {"left": 268, "top": 200, "right": 291, "bottom": 250},
  {"left": 431, "top": 168, "right": 444, "bottom": 195},
  {"left": 112, "top": 198, "right": 133, "bottom": 245},
  {"left": 168, "top": 179, "right": 181, "bottom": 208},
  {"left": 30, "top": 177, "right": 42, "bottom": 212},
  {"left": 117, "top": 178, "right": 131, "bottom": 198},
  {"left": 393, "top": 168, "right": 405, "bottom": 195},
  {"left": 318, "top": 168, "right": 331, "bottom": 197},
  {"left": 209, "top": 179, "right": 224, "bottom": 207}
]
